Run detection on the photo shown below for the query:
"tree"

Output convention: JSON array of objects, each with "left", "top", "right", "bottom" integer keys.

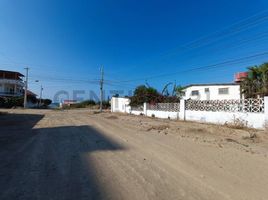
[
  {"left": 43, "top": 99, "right": 52, "bottom": 106},
  {"left": 130, "top": 85, "right": 180, "bottom": 106},
  {"left": 258, "top": 63, "right": 268, "bottom": 96},
  {"left": 161, "top": 82, "right": 173, "bottom": 96},
  {"left": 130, "top": 85, "right": 161, "bottom": 106},
  {"left": 175, "top": 85, "right": 186, "bottom": 98},
  {"left": 0, "top": 96, "right": 24, "bottom": 108},
  {"left": 240, "top": 63, "right": 268, "bottom": 98}
]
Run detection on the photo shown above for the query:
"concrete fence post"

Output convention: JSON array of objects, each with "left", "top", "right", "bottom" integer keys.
[
  {"left": 264, "top": 97, "right": 268, "bottom": 126},
  {"left": 111, "top": 98, "right": 114, "bottom": 112},
  {"left": 144, "top": 102, "right": 147, "bottom": 116},
  {"left": 179, "top": 99, "right": 186, "bottom": 120}
]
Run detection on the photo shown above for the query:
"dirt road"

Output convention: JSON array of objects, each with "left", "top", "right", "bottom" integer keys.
[{"left": 0, "top": 109, "right": 268, "bottom": 200}]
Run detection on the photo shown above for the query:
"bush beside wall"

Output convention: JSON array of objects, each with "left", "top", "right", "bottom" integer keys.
[{"left": 0, "top": 96, "right": 24, "bottom": 108}]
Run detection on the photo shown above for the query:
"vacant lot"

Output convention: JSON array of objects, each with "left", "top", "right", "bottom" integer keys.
[{"left": 0, "top": 109, "right": 268, "bottom": 200}]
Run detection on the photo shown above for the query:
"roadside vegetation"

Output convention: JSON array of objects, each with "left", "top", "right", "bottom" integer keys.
[
  {"left": 0, "top": 96, "right": 24, "bottom": 108},
  {"left": 129, "top": 85, "right": 181, "bottom": 106},
  {"left": 240, "top": 62, "right": 268, "bottom": 98},
  {"left": 62, "top": 99, "right": 110, "bottom": 109},
  {"left": 0, "top": 96, "right": 52, "bottom": 108}
]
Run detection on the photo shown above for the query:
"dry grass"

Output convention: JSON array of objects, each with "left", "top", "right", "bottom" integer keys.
[
  {"left": 146, "top": 124, "right": 170, "bottom": 131},
  {"left": 186, "top": 127, "right": 206, "bottom": 133},
  {"left": 105, "top": 115, "right": 119, "bottom": 120},
  {"left": 224, "top": 117, "right": 249, "bottom": 130},
  {"left": 225, "top": 138, "right": 249, "bottom": 147}
]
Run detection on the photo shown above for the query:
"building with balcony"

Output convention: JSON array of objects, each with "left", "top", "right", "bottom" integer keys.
[{"left": 0, "top": 70, "right": 24, "bottom": 97}]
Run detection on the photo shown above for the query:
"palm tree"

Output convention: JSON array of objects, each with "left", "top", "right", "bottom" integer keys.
[
  {"left": 161, "top": 82, "right": 173, "bottom": 96},
  {"left": 258, "top": 63, "right": 268, "bottom": 96},
  {"left": 240, "top": 63, "right": 268, "bottom": 98},
  {"left": 175, "top": 85, "right": 186, "bottom": 98}
]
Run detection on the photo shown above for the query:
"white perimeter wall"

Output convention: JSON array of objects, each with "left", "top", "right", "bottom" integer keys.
[
  {"left": 130, "top": 110, "right": 144, "bottom": 115},
  {"left": 146, "top": 110, "right": 178, "bottom": 120},
  {"left": 145, "top": 109, "right": 265, "bottom": 129},
  {"left": 185, "top": 110, "right": 265, "bottom": 129},
  {"left": 111, "top": 97, "right": 268, "bottom": 129}
]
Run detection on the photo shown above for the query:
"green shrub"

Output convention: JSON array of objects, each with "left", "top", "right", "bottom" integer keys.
[
  {"left": 43, "top": 99, "right": 52, "bottom": 106},
  {"left": 81, "top": 100, "right": 96, "bottom": 106},
  {"left": 101, "top": 100, "right": 110, "bottom": 109},
  {"left": 0, "top": 96, "right": 24, "bottom": 108},
  {"left": 0, "top": 97, "right": 5, "bottom": 107}
]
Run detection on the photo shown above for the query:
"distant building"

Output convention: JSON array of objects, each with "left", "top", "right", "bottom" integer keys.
[
  {"left": 60, "top": 100, "right": 78, "bottom": 108},
  {"left": 111, "top": 97, "right": 130, "bottom": 113},
  {"left": 0, "top": 70, "right": 24, "bottom": 97},
  {"left": 181, "top": 83, "right": 241, "bottom": 100}
]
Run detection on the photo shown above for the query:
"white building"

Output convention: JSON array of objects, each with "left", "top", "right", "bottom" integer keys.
[
  {"left": 0, "top": 70, "right": 24, "bottom": 97},
  {"left": 181, "top": 83, "right": 241, "bottom": 100},
  {"left": 110, "top": 97, "right": 131, "bottom": 113}
]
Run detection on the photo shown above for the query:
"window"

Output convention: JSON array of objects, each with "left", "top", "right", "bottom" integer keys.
[
  {"left": 191, "top": 90, "right": 199, "bottom": 96},
  {"left": 205, "top": 88, "right": 209, "bottom": 93},
  {"left": 10, "top": 88, "right": 14, "bottom": 93},
  {"left": 218, "top": 87, "right": 229, "bottom": 95}
]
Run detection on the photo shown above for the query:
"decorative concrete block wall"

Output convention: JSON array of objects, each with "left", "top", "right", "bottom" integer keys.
[{"left": 111, "top": 97, "right": 268, "bottom": 129}]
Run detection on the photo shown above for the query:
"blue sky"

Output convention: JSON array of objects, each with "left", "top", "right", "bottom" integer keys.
[{"left": 1, "top": 0, "right": 268, "bottom": 101}]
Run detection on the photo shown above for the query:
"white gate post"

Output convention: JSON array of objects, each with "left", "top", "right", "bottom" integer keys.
[
  {"left": 264, "top": 97, "right": 268, "bottom": 126},
  {"left": 179, "top": 99, "right": 185, "bottom": 120},
  {"left": 111, "top": 98, "right": 114, "bottom": 112},
  {"left": 143, "top": 102, "right": 148, "bottom": 116}
]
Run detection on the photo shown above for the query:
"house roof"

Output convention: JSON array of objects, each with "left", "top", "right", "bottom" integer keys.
[
  {"left": 183, "top": 83, "right": 239, "bottom": 89},
  {"left": 0, "top": 70, "right": 24, "bottom": 77},
  {"left": 26, "top": 90, "right": 37, "bottom": 97}
]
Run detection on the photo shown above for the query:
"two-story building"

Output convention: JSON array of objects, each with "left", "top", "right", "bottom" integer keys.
[
  {"left": 0, "top": 70, "right": 24, "bottom": 97},
  {"left": 181, "top": 83, "right": 241, "bottom": 100}
]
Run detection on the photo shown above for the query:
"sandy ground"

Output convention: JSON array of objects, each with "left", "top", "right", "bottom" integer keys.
[{"left": 0, "top": 109, "right": 268, "bottom": 200}]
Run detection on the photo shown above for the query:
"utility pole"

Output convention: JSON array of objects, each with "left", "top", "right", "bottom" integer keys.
[
  {"left": 39, "top": 85, "right": 43, "bottom": 107},
  {"left": 23, "top": 67, "right": 29, "bottom": 108},
  {"left": 100, "top": 66, "right": 104, "bottom": 112}
]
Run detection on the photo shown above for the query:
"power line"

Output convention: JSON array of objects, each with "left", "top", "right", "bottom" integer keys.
[
  {"left": 2, "top": 12, "right": 268, "bottom": 86},
  {"left": 28, "top": 76, "right": 100, "bottom": 84},
  {"left": 170, "top": 10, "right": 268, "bottom": 54},
  {"left": 168, "top": 33, "right": 268, "bottom": 69},
  {"left": 0, "top": 52, "right": 121, "bottom": 78},
  {"left": 27, "top": 52, "right": 267, "bottom": 86},
  {"left": 118, "top": 10, "right": 268, "bottom": 73},
  {"left": 108, "top": 52, "right": 268, "bottom": 83},
  {"left": 1, "top": 11, "right": 268, "bottom": 91}
]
